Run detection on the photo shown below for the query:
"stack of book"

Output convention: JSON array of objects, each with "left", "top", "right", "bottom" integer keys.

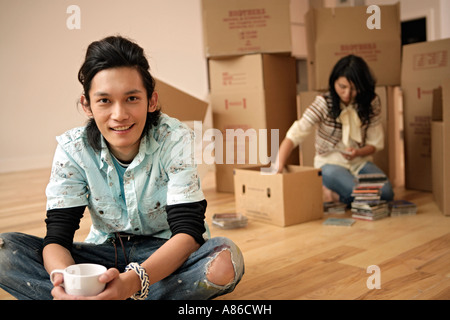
[
  {"left": 389, "top": 200, "right": 417, "bottom": 216},
  {"left": 351, "top": 200, "right": 389, "bottom": 220},
  {"left": 355, "top": 173, "right": 389, "bottom": 186},
  {"left": 323, "top": 201, "right": 347, "bottom": 214},
  {"left": 350, "top": 173, "right": 389, "bottom": 221}
]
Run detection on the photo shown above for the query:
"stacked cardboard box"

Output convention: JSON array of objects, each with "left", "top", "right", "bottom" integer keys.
[
  {"left": 296, "top": 3, "right": 404, "bottom": 188},
  {"left": 431, "top": 80, "right": 450, "bottom": 216},
  {"left": 304, "top": 3, "right": 401, "bottom": 91},
  {"left": 290, "top": 0, "right": 324, "bottom": 59},
  {"left": 202, "top": 0, "right": 299, "bottom": 193},
  {"left": 401, "top": 38, "right": 450, "bottom": 191},
  {"left": 202, "top": 0, "right": 292, "bottom": 58},
  {"left": 209, "top": 54, "right": 298, "bottom": 192},
  {"left": 201, "top": 0, "right": 325, "bottom": 227}
]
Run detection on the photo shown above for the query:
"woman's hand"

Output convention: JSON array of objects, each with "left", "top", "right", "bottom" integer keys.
[
  {"left": 342, "top": 144, "right": 376, "bottom": 161},
  {"left": 275, "top": 138, "right": 295, "bottom": 173},
  {"left": 342, "top": 147, "right": 358, "bottom": 161}
]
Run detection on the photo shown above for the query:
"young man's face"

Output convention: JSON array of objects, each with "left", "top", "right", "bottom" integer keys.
[{"left": 82, "top": 67, "right": 157, "bottom": 162}]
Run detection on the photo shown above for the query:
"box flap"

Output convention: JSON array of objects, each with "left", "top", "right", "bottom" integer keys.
[{"left": 155, "top": 78, "right": 208, "bottom": 122}]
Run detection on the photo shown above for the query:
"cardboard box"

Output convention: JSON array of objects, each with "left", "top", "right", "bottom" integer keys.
[
  {"left": 290, "top": 0, "right": 325, "bottom": 59},
  {"left": 209, "top": 54, "right": 299, "bottom": 192},
  {"left": 296, "top": 87, "right": 404, "bottom": 187},
  {"left": 401, "top": 38, "right": 450, "bottom": 191},
  {"left": 234, "top": 165, "right": 323, "bottom": 227},
  {"left": 385, "top": 86, "right": 405, "bottom": 189},
  {"left": 155, "top": 79, "right": 208, "bottom": 122},
  {"left": 201, "top": 0, "right": 291, "bottom": 57},
  {"left": 290, "top": 0, "right": 314, "bottom": 59},
  {"left": 291, "top": 19, "right": 308, "bottom": 59},
  {"left": 431, "top": 80, "right": 450, "bottom": 216},
  {"left": 305, "top": 3, "right": 401, "bottom": 91}
]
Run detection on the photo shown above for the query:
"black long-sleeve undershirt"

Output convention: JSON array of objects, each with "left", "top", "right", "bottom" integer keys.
[
  {"left": 43, "top": 200, "right": 207, "bottom": 250},
  {"left": 43, "top": 205, "right": 86, "bottom": 251},
  {"left": 166, "top": 199, "right": 207, "bottom": 245}
]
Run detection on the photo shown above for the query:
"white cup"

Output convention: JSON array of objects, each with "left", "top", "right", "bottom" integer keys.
[{"left": 50, "top": 263, "right": 107, "bottom": 296}]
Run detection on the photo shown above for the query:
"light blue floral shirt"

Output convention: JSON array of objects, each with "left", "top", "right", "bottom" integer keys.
[{"left": 46, "top": 113, "right": 206, "bottom": 244}]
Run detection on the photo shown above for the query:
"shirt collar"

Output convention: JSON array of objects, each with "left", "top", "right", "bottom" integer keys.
[{"left": 99, "top": 131, "right": 160, "bottom": 171}]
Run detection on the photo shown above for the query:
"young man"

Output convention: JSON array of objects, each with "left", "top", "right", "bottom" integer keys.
[{"left": 0, "top": 36, "right": 244, "bottom": 300}]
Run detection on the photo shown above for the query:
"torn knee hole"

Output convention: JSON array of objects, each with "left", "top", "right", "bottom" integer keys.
[{"left": 206, "top": 249, "right": 235, "bottom": 286}]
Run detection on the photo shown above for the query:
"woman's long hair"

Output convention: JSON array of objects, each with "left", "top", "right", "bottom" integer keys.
[{"left": 328, "top": 55, "right": 376, "bottom": 125}]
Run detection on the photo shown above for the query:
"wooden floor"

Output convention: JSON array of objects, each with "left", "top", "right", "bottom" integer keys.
[{"left": 1, "top": 167, "right": 449, "bottom": 300}]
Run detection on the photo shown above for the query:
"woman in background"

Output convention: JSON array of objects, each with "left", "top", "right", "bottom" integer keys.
[{"left": 275, "top": 54, "right": 394, "bottom": 206}]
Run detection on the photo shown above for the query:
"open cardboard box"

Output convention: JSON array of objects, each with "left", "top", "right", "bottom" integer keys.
[
  {"left": 155, "top": 78, "right": 208, "bottom": 122},
  {"left": 234, "top": 165, "right": 323, "bottom": 227}
]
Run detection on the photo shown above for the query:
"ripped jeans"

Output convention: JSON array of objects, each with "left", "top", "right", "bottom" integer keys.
[{"left": 0, "top": 233, "right": 244, "bottom": 300}]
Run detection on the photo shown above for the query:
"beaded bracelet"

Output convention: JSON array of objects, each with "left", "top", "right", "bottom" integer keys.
[{"left": 125, "top": 262, "right": 150, "bottom": 300}]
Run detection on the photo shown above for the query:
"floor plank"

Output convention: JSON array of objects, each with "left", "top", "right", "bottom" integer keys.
[{"left": 1, "top": 168, "right": 450, "bottom": 300}]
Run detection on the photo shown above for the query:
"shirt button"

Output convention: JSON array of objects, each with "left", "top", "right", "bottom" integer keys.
[
  {"left": 134, "top": 228, "right": 139, "bottom": 231},
  {"left": 99, "top": 210, "right": 104, "bottom": 215}
]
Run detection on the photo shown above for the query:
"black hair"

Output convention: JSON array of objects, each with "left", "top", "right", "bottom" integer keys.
[
  {"left": 78, "top": 35, "right": 160, "bottom": 151},
  {"left": 328, "top": 55, "right": 376, "bottom": 125}
]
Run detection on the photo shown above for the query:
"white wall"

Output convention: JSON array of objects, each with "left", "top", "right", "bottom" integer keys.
[
  {"left": 0, "top": 0, "right": 208, "bottom": 173},
  {"left": 1, "top": 0, "right": 448, "bottom": 173},
  {"left": 440, "top": 0, "right": 450, "bottom": 39}
]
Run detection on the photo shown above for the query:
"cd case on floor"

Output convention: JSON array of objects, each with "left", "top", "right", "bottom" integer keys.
[{"left": 212, "top": 213, "right": 248, "bottom": 229}]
